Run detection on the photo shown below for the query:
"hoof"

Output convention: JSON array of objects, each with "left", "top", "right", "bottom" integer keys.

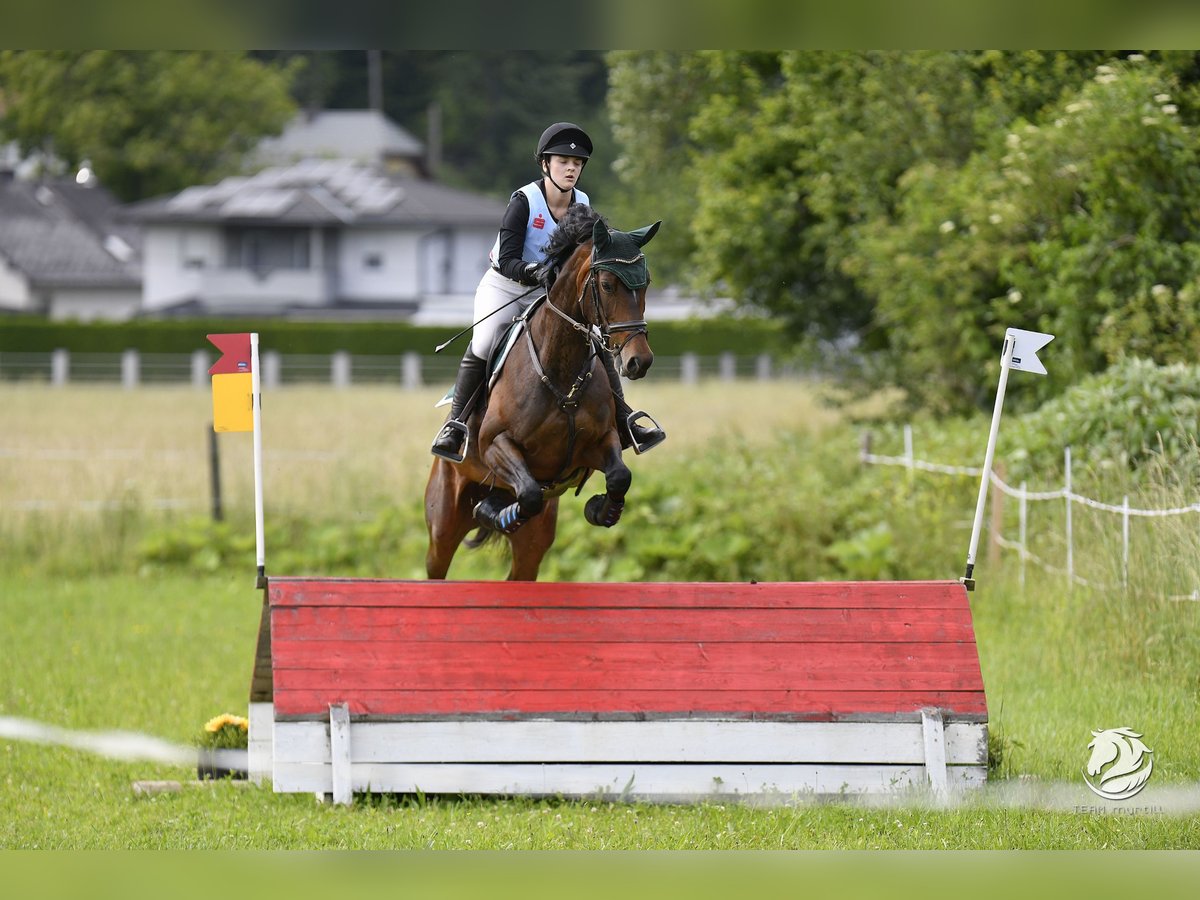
[{"left": 585, "top": 494, "right": 624, "bottom": 528}]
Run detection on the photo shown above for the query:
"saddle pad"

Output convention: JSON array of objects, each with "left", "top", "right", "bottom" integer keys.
[{"left": 433, "top": 317, "right": 529, "bottom": 408}]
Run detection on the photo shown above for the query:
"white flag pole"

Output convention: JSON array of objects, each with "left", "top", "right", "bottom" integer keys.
[
  {"left": 961, "top": 333, "right": 1016, "bottom": 591},
  {"left": 251, "top": 332, "right": 266, "bottom": 587}
]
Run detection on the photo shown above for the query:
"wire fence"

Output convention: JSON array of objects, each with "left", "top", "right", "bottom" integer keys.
[{"left": 860, "top": 425, "right": 1200, "bottom": 601}]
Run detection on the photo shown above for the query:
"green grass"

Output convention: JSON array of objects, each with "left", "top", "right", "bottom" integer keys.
[{"left": 3, "top": 384, "right": 1199, "bottom": 848}]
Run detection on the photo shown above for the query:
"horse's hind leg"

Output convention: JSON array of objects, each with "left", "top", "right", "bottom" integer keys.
[
  {"left": 507, "top": 497, "right": 559, "bottom": 581},
  {"left": 424, "top": 460, "right": 477, "bottom": 579}
]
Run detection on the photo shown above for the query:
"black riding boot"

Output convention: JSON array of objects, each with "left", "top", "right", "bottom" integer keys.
[
  {"left": 431, "top": 351, "right": 487, "bottom": 463},
  {"left": 600, "top": 351, "right": 666, "bottom": 454}
]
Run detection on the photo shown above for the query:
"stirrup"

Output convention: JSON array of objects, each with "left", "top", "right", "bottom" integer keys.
[
  {"left": 430, "top": 419, "right": 470, "bottom": 464},
  {"left": 625, "top": 410, "right": 666, "bottom": 455}
]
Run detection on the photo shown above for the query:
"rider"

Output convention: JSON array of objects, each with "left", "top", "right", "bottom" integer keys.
[{"left": 430, "top": 121, "right": 666, "bottom": 463}]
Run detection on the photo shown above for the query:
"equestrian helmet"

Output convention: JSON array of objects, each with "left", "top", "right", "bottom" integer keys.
[{"left": 536, "top": 122, "right": 593, "bottom": 162}]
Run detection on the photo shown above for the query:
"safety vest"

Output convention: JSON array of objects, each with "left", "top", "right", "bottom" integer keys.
[{"left": 489, "top": 181, "right": 590, "bottom": 267}]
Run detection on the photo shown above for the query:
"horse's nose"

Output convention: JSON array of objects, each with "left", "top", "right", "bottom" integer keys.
[{"left": 624, "top": 352, "right": 652, "bottom": 380}]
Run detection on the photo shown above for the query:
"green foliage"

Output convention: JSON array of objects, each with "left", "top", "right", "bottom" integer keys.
[
  {"left": 608, "top": 51, "right": 1200, "bottom": 413},
  {"left": 1007, "top": 357, "right": 1200, "bottom": 489},
  {"left": 0, "top": 51, "right": 298, "bottom": 201},
  {"left": 196, "top": 714, "right": 248, "bottom": 750},
  {"left": 0, "top": 315, "right": 784, "bottom": 359}
]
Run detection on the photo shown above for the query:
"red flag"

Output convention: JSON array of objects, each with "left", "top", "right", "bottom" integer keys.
[{"left": 207, "top": 333, "right": 253, "bottom": 375}]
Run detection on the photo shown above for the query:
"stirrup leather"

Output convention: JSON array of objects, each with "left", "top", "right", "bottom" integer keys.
[
  {"left": 625, "top": 409, "right": 665, "bottom": 455},
  {"left": 430, "top": 419, "right": 470, "bottom": 464}
]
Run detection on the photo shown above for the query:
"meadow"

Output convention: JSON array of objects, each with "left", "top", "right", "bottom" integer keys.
[{"left": 2, "top": 380, "right": 1198, "bottom": 849}]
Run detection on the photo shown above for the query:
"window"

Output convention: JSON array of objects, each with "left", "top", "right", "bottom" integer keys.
[{"left": 224, "top": 227, "right": 310, "bottom": 271}]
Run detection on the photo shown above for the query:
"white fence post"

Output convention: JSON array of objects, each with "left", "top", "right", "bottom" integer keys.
[
  {"left": 1065, "top": 446, "right": 1073, "bottom": 590},
  {"left": 191, "top": 350, "right": 209, "bottom": 389},
  {"left": 402, "top": 352, "right": 422, "bottom": 390},
  {"left": 332, "top": 351, "right": 351, "bottom": 390},
  {"left": 756, "top": 354, "right": 772, "bottom": 380},
  {"left": 681, "top": 352, "right": 699, "bottom": 385},
  {"left": 1122, "top": 495, "right": 1130, "bottom": 592},
  {"left": 719, "top": 352, "right": 736, "bottom": 381},
  {"left": 262, "top": 351, "right": 281, "bottom": 390},
  {"left": 121, "top": 349, "right": 140, "bottom": 390},
  {"left": 1019, "top": 481, "right": 1027, "bottom": 589},
  {"left": 51, "top": 348, "right": 70, "bottom": 386}
]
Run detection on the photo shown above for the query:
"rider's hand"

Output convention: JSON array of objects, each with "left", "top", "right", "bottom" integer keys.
[{"left": 519, "top": 263, "right": 540, "bottom": 287}]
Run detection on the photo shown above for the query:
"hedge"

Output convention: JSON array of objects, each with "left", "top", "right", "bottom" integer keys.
[{"left": 0, "top": 314, "right": 786, "bottom": 358}]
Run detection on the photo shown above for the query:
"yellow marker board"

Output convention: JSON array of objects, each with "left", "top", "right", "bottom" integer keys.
[{"left": 211, "top": 371, "right": 254, "bottom": 432}]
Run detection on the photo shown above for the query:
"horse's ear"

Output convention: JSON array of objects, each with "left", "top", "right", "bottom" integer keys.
[
  {"left": 592, "top": 218, "right": 611, "bottom": 251},
  {"left": 629, "top": 220, "right": 662, "bottom": 248}
]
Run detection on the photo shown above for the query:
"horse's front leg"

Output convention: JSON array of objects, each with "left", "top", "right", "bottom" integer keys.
[
  {"left": 584, "top": 437, "right": 631, "bottom": 528},
  {"left": 477, "top": 432, "right": 545, "bottom": 533}
]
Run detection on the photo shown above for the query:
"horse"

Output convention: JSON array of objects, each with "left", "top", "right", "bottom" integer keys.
[{"left": 424, "top": 206, "right": 661, "bottom": 581}]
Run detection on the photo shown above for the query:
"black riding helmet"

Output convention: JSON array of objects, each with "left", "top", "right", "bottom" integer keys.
[{"left": 536, "top": 122, "right": 593, "bottom": 163}]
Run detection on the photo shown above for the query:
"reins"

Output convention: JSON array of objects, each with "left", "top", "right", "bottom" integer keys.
[{"left": 519, "top": 257, "right": 645, "bottom": 491}]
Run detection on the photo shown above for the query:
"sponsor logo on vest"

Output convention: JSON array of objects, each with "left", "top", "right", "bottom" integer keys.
[{"left": 532, "top": 214, "right": 546, "bottom": 230}]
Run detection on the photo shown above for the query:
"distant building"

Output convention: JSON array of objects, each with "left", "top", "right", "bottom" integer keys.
[
  {"left": 253, "top": 109, "right": 429, "bottom": 177},
  {"left": 123, "top": 157, "right": 505, "bottom": 319},
  {"left": 0, "top": 168, "right": 142, "bottom": 320}
]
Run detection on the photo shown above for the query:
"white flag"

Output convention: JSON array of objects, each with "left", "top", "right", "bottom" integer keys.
[{"left": 1005, "top": 328, "right": 1054, "bottom": 376}]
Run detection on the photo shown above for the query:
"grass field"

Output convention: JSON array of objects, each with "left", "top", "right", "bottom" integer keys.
[{"left": 2, "top": 382, "right": 1199, "bottom": 849}]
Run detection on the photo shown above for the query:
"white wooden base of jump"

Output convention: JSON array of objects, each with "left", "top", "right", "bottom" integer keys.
[
  {"left": 262, "top": 710, "right": 984, "bottom": 804},
  {"left": 248, "top": 579, "right": 989, "bottom": 804}
]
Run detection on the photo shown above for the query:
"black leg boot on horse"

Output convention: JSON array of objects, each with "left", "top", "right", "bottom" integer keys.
[
  {"left": 599, "top": 349, "right": 665, "bottom": 454},
  {"left": 431, "top": 351, "right": 488, "bottom": 463}
]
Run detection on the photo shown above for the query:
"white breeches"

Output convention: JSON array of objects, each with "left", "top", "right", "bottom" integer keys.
[{"left": 468, "top": 268, "right": 539, "bottom": 361}]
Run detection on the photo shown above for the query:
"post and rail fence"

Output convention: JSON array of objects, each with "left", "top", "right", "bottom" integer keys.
[{"left": 0, "top": 349, "right": 789, "bottom": 389}]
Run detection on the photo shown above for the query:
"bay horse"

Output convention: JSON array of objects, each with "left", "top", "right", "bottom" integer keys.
[{"left": 424, "top": 207, "right": 661, "bottom": 581}]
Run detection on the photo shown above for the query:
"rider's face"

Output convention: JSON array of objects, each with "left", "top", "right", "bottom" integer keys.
[{"left": 544, "top": 154, "right": 585, "bottom": 186}]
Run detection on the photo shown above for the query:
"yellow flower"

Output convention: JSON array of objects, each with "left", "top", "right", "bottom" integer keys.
[{"left": 204, "top": 713, "right": 249, "bottom": 733}]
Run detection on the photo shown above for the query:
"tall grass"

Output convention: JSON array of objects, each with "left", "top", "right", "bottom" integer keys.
[{"left": 3, "top": 382, "right": 1199, "bottom": 847}]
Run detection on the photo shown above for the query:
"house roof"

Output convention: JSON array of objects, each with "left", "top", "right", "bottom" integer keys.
[
  {"left": 255, "top": 109, "right": 425, "bottom": 167},
  {"left": 123, "top": 158, "right": 507, "bottom": 228},
  {"left": 0, "top": 177, "right": 141, "bottom": 288}
]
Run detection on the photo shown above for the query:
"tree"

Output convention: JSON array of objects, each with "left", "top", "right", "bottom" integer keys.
[{"left": 0, "top": 51, "right": 298, "bottom": 201}]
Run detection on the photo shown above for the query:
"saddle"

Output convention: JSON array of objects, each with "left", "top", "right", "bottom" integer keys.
[{"left": 435, "top": 296, "right": 548, "bottom": 410}]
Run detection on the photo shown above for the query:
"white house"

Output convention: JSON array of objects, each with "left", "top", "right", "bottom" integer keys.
[
  {"left": 124, "top": 157, "right": 506, "bottom": 320},
  {"left": 0, "top": 170, "right": 142, "bottom": 321}
]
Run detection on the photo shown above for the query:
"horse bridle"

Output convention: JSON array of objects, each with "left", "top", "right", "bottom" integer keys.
[{"left": 544, "top": 257, "right": 649, "bottom": 356}]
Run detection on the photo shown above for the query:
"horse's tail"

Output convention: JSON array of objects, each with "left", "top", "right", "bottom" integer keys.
[{"left": 464, "top": 525, "right": 501, "bottom": 550}]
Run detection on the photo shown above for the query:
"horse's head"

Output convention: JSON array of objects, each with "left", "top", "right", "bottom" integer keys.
[{"left": 582, "top": 218, "right": 662, "bottom": 380}]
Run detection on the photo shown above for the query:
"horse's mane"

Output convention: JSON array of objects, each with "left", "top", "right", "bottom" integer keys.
[{"left": 536, "top": 204, "right": 606, "bottom": 289}]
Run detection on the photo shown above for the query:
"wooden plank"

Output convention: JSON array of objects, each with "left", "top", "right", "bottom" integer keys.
[
  {"left": 271, "top": 760, "right": 987, "bottom": 799},
  {"left": 249, "top": 592, "right": 273, "bottom": 702},
  {"left": 270, "top": 641, "right": 985, "bottom": 691},
  {"left": 329, "top": 703, "right": 352, "bottom": 805},
  {"left": 271, "top": 688, "right": 988, "bottom": 719},
  {"left": 921, "top": 709, "right": 949, "bottom": 798},
  {"left": 270, "top": 605, "right": 977, "bottom": 644},
  {"left": 247, "top": 701, "right": 274, "bottom": 785},
  {"left": 268, "top": 579, "right": 971, "bottom": 611},
  {"left": 272, "top": 720, "right": 989, "bottom": 766}
]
